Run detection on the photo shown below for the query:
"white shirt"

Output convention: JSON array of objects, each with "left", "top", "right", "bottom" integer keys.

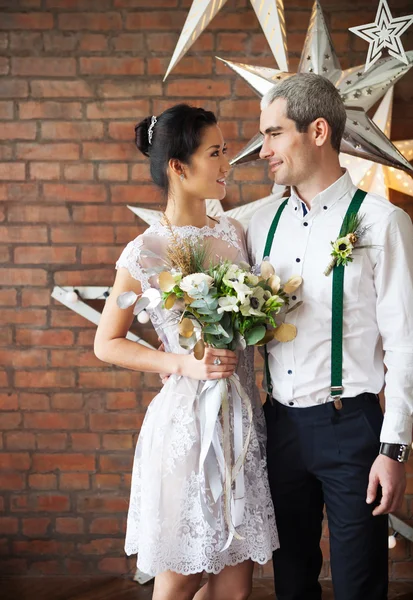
[{"left": 248, "top": 170, "right": 413, "bottom": 445}]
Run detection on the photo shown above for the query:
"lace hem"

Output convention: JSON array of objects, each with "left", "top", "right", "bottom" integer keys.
[{"left": 126, "top": 544, "right": 279, "bottom": 577}]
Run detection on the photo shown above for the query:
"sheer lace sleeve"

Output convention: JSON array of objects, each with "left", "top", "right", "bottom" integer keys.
[
  {"left": 116, "top": 236, "right": 147, "bottom": 284},
  {"left": 227, "top": 217, "right": 249, "bottom": 264}
]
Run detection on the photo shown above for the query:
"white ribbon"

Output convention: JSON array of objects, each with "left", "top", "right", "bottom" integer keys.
[{"left": 198, "top": 374, "right": 253, "bottom": 551}]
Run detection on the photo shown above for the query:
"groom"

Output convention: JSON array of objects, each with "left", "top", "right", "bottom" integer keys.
[{"left": 247, "top": 73, "right": 413, "bottom": 600}]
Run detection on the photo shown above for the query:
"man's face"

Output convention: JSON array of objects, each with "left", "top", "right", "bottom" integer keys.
[{"left": 259, "top": 97, "right": 315, "bottom": 187}]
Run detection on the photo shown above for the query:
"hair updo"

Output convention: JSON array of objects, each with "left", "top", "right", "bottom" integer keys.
[{"left": 134, "top": 104, "right": 217, "bottom": 195}]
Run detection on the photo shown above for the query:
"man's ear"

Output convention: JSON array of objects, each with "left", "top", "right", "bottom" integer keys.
[{"left": 312, "top": 118, "right": 330, "bottom": 148}]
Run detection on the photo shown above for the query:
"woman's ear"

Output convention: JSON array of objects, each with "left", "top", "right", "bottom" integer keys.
[{"left": 169, "top": 158, "right": 184, "bottom": 178}]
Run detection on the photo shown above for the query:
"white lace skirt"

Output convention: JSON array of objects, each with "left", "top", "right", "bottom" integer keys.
[{"left": 124, "top": 374, "right": 279, "bottom": 576}]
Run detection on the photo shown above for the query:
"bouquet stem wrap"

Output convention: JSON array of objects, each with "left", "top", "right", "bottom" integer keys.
[{"left": 198, "top": 374, "right": 253, "bottom": 551}]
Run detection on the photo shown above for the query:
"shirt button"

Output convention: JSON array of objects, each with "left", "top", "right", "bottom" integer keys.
[
  {"left": 288, "top": 401, "right": 294, "bottom": 406},
  {"left": 294, "top": 207, "right": 298, "bottom": 211},
  {"left": 296, "top": 258, "right": 300, "bottom": 263},
  {"left": 323, "top": 206, "right": 328, "bottom": 210},
  {"left": 292, "top": 295, "right": 297, "bottom": 301},
  {"left": 303, "top": 222, "right": 308, "bottom": 227},
  {"left": 288, "top": 370, "right": 292, "bottom": 375}
]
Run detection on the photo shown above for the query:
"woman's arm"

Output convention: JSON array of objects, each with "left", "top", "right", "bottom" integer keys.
[{"left": 94, "top": 267, "right": 237, "bottom": 380}]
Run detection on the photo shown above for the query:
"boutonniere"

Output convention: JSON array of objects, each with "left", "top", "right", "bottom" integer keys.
[{"left": 324, "top": 213, "right": 369, "bottom": 276}]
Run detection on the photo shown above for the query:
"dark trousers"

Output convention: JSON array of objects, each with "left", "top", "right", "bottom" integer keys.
[{"left": 264, "top": 393, "right": 388, "bottom": 600}]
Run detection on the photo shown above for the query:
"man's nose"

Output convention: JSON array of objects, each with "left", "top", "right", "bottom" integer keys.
[{"left": 259, "top": 137, "right": 272, "bottom": 159}]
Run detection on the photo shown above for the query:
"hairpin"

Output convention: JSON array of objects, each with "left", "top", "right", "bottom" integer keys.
[{"left": 148, "top": 116, "right": 157, "bottom": 145}]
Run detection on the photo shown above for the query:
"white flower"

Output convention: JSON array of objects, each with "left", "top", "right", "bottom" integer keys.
[
  {"left": 223, "top": 264, "right": 246, "bottom": 288},
  {"left": 180, "top": 273, "right": 214, "bottom": 295},
  {"left": 217, "top": 295, "right": 239, "bottom": 314},
  {"left": 246, "top": 273, "right": 260, "bottom": 286},
  {"left": 260, "top": 260, "right": 275, "bottom": 279},
  {"left": 232, "top": 280, "right": 253, "bottom": 304}
]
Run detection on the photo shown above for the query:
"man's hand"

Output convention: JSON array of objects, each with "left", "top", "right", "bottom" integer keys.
[{"left": 366, "top": 454, "right": 406, "bottom": 516}]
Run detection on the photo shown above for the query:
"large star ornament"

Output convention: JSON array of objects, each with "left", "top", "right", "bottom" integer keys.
[
  {"left": 341, "top": 87, "right": 413, "bottom": 198},
  {"left": 218, "top": 0, "right": 413, "bottom": 176},
  {"left": 164, "top": 0, "right": 289, "bottom": 79},
  {"left": 349, "top": 0, "right": 413, "bottom": 72}
]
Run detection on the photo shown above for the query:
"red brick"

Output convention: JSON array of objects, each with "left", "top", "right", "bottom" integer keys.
[
  {"left": 0, "top": 58, "right": 9, "bottom": 75},
  {"left": 50, "top": 349, "right": 101, "bottom": 368},
  {"left": 0, "top": 517, "right": 18, "bottom": 534},
  {"left": 107, "top": 121, "right": 135, "bottom": 140},
  {"left": 112, "top": 33, "right": 144, "bottom": 51},
  {"left": 0, "top": 101, "right": 13, "bottom": 120},
  {"left": 50, "top": 309, "right": 95, "bottom": 329},
  {"left": 1, "top": 13, "right": 53, "bottom": 29},
  {"left": 0, "top": 413, "right": 22, "bottom": 430},
  {"left": 0, "top": 182, "right": 39, "bottom": 202},
  {"left": 129, "top": 163, "right": 151, "bottom": 182},
  {"left": 0, "top": 123, "right": 36, "bottom": 140},
  {"left": 77, "top": 495, "right": 127, "bottom": 513},
  {"left": 101, "top": 434, "right": 133, "bottom": 450},
  {"left": 59, "top": 472, "right": 90, "bottom": 490},
  {"left": 29, "top": 162, "right": 61, "bottom": 181},
  {"left": 0, "top": 33, "right": 7, "bottom": 50},
  {"left": 45, "top": 0, "right": 112, "bottom": 6},
  {"left": 0, "top": 348, "right": 47, "bottom": 367},
  {"left": 0, "top": 80, "right": 28, "bottom": 99},
  {"left": 80, "top": 57, "right": 144, "bottom": 76},
  {"left": 28, "top": 561, "right": 61, "bottom": 575},
  {"left": 80, "top": 371, "right": 141, "bottom": 391},
  {"left": 0, "top": 146, "right": 12, "bottom": 161},
  {"left": 42, "top": 121, "right": 103, "bottom": 140},
  {"left": 111, "top": 184, "right": 160, "bottom": 204},
  {"left": 16, "top": 143, "right": 80, "bottom": 161},
  {"left": 70, "top": 433, "right": 100, "bottom": 450},
  {"left": 51, "top": 225, "right": 113, "bottom": 243},
  {"left": 87, "top": 99, "right": 149, "bottom": 119},
  {"left": 56, "top": 517, "right": 84, "bottom": 534},
  {"left": 51, "top": 393, "right": 83, "bottom": 410},
  {"left": 0, "top": 162, "right": 26, "bottom": 180},
  {"left": 90, "top": 412, "right": 143, "bottom": 431},
  {"left": 0, "top": 288, "right": 16, "bottom": 305},
  {"left": 12, "top": 58, "right": 76, "bottom": 77},
  {"left": 0, "top": 370, "right": 8, "bottom": 386},
  {"left": 99, "top": 81, "right": 162, "bottom": 100},
  {"left": 78, "top": 537, "right": 123, "bottom": 555},
  {"left": 15, "top": 370, "right": 75, "bottom": 388},
  {"left": 73, "top": 205, "right": 132, "bottom": 224},
  {"left": 146, "top": 32, "right": 182, "bottom": 52},
  {"left": 217, "top": 32, "right": 248, "bottom": 52},
  {"left": 0, "top": 308, "right": 46, "bottom": 326},
  {"left": 16, "top": 328, "right": 74, "bottom": 347},
  {"left": 97, "top": 163, "right": 128, "bottom": 181},
  {"left": 10, "top": 31, "right": 42, "bottom": 53},
  {"left": 0, "top": 559, "right": 27, "bottom": 575},
  {"left": 58, "top": 12, "right": 122, "bottom": 30},
  {"left": 94, "top": 474, "right": 122, "bottom": 489},
  {"left": 28, "top": 474, "right": 57, "bottom": 489},
  {"left": 6, "top": 432, "right": 36, "bottom": 450},
  {"left": 0, "top": 225, "right": 47, "bottom": 244},
  {"left": 31, "top": 80, "right": 93, "bottom": 98},
  {"left": 115, "top": 0, "right": 177, "bottom": 5},
  {"left": 54, "top": 269, "right": 113, "bottom": 286},
  {"left": 33, "top": 453, "right": 94, "bottom": 472},
  {"left": 64, "top": 163, "right": 94, "bottom": 181},
  {"left": 83, "top": 142, "right": 136, "bottom": 161},
  {"left": 36, "top": 433, "right": 68, "bottom": 451},
  {"left": 89, "top": 517, "right": 120, "bottom": 534},
  {"left": 14, "top": 246, "right": 76, "bottom": 265},
  {"left": 43, "top": 32, "right": 78, "bottom": 53},
  {"left": 19, "top": 392, "right": 50, "bottom": 411},
  {"left": 34, "top": 496, "right": 69, "bottom": 514},
  {"left": 149, "top": 56, "right": 213, "bottom": 76},
  {"left": 220, "top": 99, "right": 261, "bottom": 118},
  {"left": 44, "top": 183, "right": 106, "bottom": 203},
  {"left": 166, "top": 79, "right": 231, "bottom": 97},
  {"left": 21, "top": 289, "right": 52, "bottom": 307},
  {"left": 98, "top": 557, "right": 130, "bottom": 574},
  {"left": 21, "top": 102, "right": 82, "bottom": 120},
  {"left": 25, "top": 412, "right": 85, "bottom": 430},
  {"left": 125, "top": 11, "right": 187, "bottom": 30},
  {"left": 0, "top": 453, "right": 31, "bottom": 470},
  {"left": 106, "top": 392, "right": 137, "bottom": 410},
  {"left": 78, "top": 33, "right": 108, "bottom": 52},
  {"left": 0, "top": 472, "right": 25, "bottom": 490},
  {"left": 0, "top": 393, "right": 18, "bottom": 411}
]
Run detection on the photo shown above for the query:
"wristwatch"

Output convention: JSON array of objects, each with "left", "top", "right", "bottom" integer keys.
[{"left": 379, "top": 442, "right": 411, "bottom": 463}]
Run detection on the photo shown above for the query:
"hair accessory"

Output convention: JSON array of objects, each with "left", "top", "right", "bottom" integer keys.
[{"left": 148, "top": 116, "right": 157, "bottom": 145}]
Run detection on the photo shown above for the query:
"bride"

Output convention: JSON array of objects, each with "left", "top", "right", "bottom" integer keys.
[{"left": 94, "top": 103, "right": 278, "bottom": 600}]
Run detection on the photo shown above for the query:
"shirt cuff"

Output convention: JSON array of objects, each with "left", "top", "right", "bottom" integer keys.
[{"left": 380, "top": 410, "right": 413, "bottom": 445}]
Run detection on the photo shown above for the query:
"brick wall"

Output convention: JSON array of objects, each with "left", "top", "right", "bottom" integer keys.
[{"left": 0, "top": 0, "right": 412, "bottom": 580}]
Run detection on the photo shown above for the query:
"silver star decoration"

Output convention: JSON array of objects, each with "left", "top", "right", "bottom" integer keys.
[
  {"left": 217, "top": 0, "right": 413, "bottom": 175},
  {"left": 127, "top": 186, "right": 286, "bottom": 232},
  {"left": 341, "top": 86, "right": 413, "bottom": 199},
  {"left": 164, "top": 0, "right": 289, "bottom": 80},
  {"left": 349, "top": 0, "right": 413, "bottom": 71}
]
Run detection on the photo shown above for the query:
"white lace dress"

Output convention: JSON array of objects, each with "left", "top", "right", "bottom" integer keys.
[{"left": 116, "top": 215, "right": 278, "bottom": 576}]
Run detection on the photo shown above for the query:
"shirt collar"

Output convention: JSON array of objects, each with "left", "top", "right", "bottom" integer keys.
[{"left": 289, "top": 169, "right": 355, "bottom": 211}]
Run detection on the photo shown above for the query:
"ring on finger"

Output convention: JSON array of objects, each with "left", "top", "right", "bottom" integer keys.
[{"left": 213, "top": 357, "right": 222, "bottom": 366}]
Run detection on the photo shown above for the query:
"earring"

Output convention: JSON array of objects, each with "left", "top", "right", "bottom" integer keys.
[{"left": 180, "top": 173, "right": 185, "bottom": 182}]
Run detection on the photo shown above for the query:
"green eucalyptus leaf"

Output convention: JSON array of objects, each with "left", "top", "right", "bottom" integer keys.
[{"left": 245, "top": 325, "right": 266, "bottom": 345}]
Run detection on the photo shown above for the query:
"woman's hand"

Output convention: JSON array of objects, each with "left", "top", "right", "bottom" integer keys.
[{"left": 179, "top": 347, "right": 237, "bottom": 380}]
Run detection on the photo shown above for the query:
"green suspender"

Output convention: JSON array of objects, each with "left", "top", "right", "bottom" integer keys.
[
  {"left": 330, "top": 188, "right": 366, "bottom": 405},
  {"left": 262, "top": 190, "right": 366, "bottom": 405},
  {"left": 262, "top": 199, "right": 289, "bottom": 398}
]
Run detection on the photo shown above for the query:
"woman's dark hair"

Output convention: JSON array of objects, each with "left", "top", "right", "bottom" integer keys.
[{"left": 135, "top": 104, "right": 217, "bottom": 195}]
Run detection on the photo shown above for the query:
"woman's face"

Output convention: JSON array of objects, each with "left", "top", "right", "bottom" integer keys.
[{"left": 181, "top": 124, "right": 230, "bottom": 201}]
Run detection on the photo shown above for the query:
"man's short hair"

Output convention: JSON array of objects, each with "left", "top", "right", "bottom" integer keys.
[{"left": 261, "top": 73, "right": 347, "bottom": 153}]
